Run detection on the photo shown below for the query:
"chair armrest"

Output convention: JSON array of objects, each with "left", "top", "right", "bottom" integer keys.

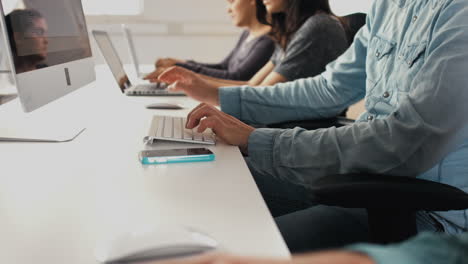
[
  {"left": 310, "top": 174, "right": 468, "bottom": 211},
  {"left": 267, "top": 116, "right": 355, "bottom": 130}
]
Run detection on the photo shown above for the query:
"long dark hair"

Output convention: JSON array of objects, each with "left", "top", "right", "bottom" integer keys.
[{"left": 256, "top": 0, "right": 346, "bottom": 49}]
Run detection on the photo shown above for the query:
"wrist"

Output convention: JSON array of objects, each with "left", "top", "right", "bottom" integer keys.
[
  {"left": 341, "top": 251, "right": 376, "bottom": 264},
  {"left": 240, "top": 127, "right": 255, "bottom": 154},
  {"left": 212, "top": 87, "right": 220, "bottom": 106},
  {"left": 343, "top": 252, "right": 375, "bottom": 264},
  {"left": 295, "top": 251, "right": 375, "bottom": 264}
]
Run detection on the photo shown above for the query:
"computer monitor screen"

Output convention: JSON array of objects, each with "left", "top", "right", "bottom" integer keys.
[
  {"left": 5, "top": 2, "right": 91, "bottom": 74},
  {"left": 0, "top": 0, "right": 95, "bottom": 112}
]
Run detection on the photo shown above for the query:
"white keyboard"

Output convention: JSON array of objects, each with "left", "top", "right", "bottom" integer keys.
[{"left": 147, "top": 115, "right": 216, "bottom": 145}]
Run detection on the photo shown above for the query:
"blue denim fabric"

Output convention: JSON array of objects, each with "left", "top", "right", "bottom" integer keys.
[
  {"left": 349, "top": 232, "right": 468, "bottom": 264},
  {"left": 219, "top": 0, "right": 468, "bottom": 234}
]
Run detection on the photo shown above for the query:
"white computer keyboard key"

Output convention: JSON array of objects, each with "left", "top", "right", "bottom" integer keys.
[
  {"left": 193, "top": 131, "right": 203, "bottom": 141},
  {"left": 204, "top": 128, "right": 214, "bottom": 134},
  {"left": 183, "top": 128, "right": 193, "bottom": 140},
  {"left": 173, "top": 117, "right": 183, "bottom": 139},
  {"left": 149, "top": 116, "right": 159, "bottom": 137},
  {"left": 155, "top": 116, "right": 164, "bottom": 137},
  {"left": 203, "top": 133, "right": 215, "bottom": 144},
  {"left": 163, "top": 116, "right": 173, "bottom": 138}
]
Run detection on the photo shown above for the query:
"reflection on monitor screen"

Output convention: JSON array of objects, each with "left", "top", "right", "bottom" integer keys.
[
  {"left": 0, "top": 0, "right": 95, "bottom": 113},
  {"left": 4, "top": 0, "right": 91, "bottom": 74}
]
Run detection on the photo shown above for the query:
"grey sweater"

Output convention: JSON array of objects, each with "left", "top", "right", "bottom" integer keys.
[
  {"left": 176, "top": 31, "right": 275, "bottom": 81},
  {"left": 271, "top": 13, "right": 348, "bottom": 81}
]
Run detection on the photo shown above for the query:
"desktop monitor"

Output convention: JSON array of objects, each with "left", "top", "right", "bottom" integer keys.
[{"left": 0, "top": 0, "right": 95, "bottom": 113}]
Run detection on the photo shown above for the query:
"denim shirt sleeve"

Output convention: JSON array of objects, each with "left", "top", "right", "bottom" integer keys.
[
  {"left": 348, "top": 232, "right": 468, "bottom": 264},
  {"left": 222, "top": 0, "right": 468, "bottom": 186},
  {"left": 219, "top": 13, "right": 370, "bottom": 125}
]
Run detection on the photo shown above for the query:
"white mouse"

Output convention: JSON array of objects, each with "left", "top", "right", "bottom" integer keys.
[
  {"left": 95, "top": 226, "right": 219, "bottom": 263},
  {"left": 146, "top": 103, "right": 183, "bottom": 110}
]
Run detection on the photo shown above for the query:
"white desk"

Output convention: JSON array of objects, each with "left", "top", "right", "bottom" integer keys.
[{"left": 0, "top": 65, "right": 290, "bottom": 264}]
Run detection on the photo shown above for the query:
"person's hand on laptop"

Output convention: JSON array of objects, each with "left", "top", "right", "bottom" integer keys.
[
  {"left": 186, "top": 103, "right": 255, "bottom": 153},
  {"left": 144, "top": 58, "right": 187, "bottom": 81},
  {"left": 144, "top": 251, "right": 374, "bottom": 264},
  {"left": 158, "top": 66, "right": 220, "bottom": 106},
  {"left": 155, "top": 57, "right": 185, "bottom": 68},
  {"left": 144, "top": 67, "right": 169, "bottom": 82}
]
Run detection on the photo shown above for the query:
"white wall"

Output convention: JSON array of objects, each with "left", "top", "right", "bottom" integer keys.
[
  {"left": 87, "top": 0, "right": 374, "bottom": 65},
  {"left": 330, "top": 0, "right": 374, "bottom": 15}
]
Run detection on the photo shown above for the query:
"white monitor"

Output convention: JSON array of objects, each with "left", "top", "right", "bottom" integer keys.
[
  {"left": 0, "top": 0, "right": 95, "bottom": 142},
  {"left": 0, "top": 0, "right": 95, "bottom": 113}
]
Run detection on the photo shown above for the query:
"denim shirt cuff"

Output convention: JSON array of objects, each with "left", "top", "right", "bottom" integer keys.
[
  {"left": 248, "top": 128, "right": 282, "bottom": 172},
  {"left": 347, "top": 244, "right": 410, "bottom": 264},
  {"left": 219, "top": 87, "right": 242, "bottom": 118}
]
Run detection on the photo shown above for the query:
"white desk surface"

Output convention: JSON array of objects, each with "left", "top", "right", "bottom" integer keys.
[{"left": 0, "top": 65, "right": 290, "bottom": 264}]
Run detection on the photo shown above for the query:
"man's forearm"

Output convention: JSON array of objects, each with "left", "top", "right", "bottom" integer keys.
[{"left": 200, "top": 74, "right": 247, "bottom": 87}]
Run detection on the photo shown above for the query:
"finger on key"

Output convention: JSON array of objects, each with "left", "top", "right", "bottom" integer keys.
[
  {"left": 167, "top": 81, "right": 185, "bottom": 92},
  {"left": 157, "top": 66, "right": 183, "bottom": 83},
  {"left": 197, "top": 116, "right": 221, "bottom": 133},
  {"left": 186, "top": 105, "right": 218, "bottom": 129},
  {"left": 143, "top": 69, "right": 160, "bottom": 81},
  {"left": 186, "top": 103, "right": 207, "bottom": 127}
]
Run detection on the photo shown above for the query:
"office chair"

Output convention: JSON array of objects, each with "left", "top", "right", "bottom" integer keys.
[
  {"left": 309, "top": 173, "right": 468, "bottom": 244},
  {"left": 266, "top": 13, "right": 366, "bottom": 130},
  {"left": 343, "top": 13, "right": 367, "bottom": 45}
]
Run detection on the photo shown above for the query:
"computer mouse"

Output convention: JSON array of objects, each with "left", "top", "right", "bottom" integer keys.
[
  {"left": 146, "top": 103, "right": 183, "bottom": 110},
  {"left": 95, "top": 226, "right": 219, "bottom": 263}
]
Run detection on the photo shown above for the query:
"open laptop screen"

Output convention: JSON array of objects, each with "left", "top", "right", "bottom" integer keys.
[{"left": 92, "top": 30, "right": 130, "bottom": 93}]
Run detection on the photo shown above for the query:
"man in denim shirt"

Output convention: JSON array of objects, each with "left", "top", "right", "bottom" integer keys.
[{"left": 160, "top": 0, "right": 468, "bottom": 251}]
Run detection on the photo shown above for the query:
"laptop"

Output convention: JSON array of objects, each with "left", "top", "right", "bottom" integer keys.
[
  {"left": 121, "top": 24, "right": 149, "bottom": 78},
  {"left": 92, "top": 30, "right": 184, "bottom": 96}
]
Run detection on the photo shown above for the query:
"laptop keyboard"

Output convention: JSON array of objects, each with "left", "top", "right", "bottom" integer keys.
[
  {"left": 148, "top": 115, "right": 216, "bottom": 145},
  {"left": 134, "top": 82, "right": 167, "bottom": 91},
  {"left": 131, "top": 83, "right": 186, "bottom": 96}
]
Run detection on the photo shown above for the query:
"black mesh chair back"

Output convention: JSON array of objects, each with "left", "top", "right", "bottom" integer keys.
[{"left": 342, "top": 13, "right": 367, "bottom": 44}]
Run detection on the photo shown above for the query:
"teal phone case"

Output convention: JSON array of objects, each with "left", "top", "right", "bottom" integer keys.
[{"left": 140, "top": 154, "right": 215, "bottom": 165}]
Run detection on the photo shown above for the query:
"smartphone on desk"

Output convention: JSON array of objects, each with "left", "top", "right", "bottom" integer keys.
[{"left": 139, "top": 148, "right": 215, "bottom": 165}]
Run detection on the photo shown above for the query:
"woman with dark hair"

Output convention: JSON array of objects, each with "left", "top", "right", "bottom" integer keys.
[
  {"left": 145, "top": 0, "right": 275, "bottom": 81},
  {"left": 149, "top": 0, "right": 348, "bottom": 89}
]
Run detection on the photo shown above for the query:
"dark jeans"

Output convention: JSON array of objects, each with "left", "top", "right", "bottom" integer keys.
[{"left": 246, "top": 158, "right": 443, "bottom": 253}]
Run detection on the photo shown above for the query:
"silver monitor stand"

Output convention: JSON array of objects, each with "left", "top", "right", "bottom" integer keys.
[
  {"left": 0, "top": 71, "right": 87, "bottom": 143},
  {"left": 0, "top": 93, "right": 16, "bottom": 104}
]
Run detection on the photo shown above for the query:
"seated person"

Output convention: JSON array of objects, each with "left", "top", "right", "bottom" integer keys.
[
  {"left": 147, "top": 0, "right": 275, "bottom": 81},
  {"left": 5, "top": 9, "right": 49, "bottom": 74},
  {"left": 147, "top": 232, "right": 468, "bottom": 264},
  {"left": 147, "top": 0, "right": 349, "bottom": 87},
  {"left": 159, "top": 0, "right": 468, "bottom": 252}
]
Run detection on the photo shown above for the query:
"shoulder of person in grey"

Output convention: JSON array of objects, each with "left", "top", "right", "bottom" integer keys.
[
  {"left": 272, "top": 13, "right": 348, "bottom": 80},
  {"left": 239, "top": 30, "right": 250, "bottom": 42},
  {"left": 271, "top": 14, "right": 346, "bottom": 64},
  {"left": 241, "top": 31, "right": 272, "bottom": 50},
  {"left": 286, "top": 13, "right": 347, "bottom": 53},
  {"left": 302, "top": 13, "right": 343, "bottom": 30}
]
